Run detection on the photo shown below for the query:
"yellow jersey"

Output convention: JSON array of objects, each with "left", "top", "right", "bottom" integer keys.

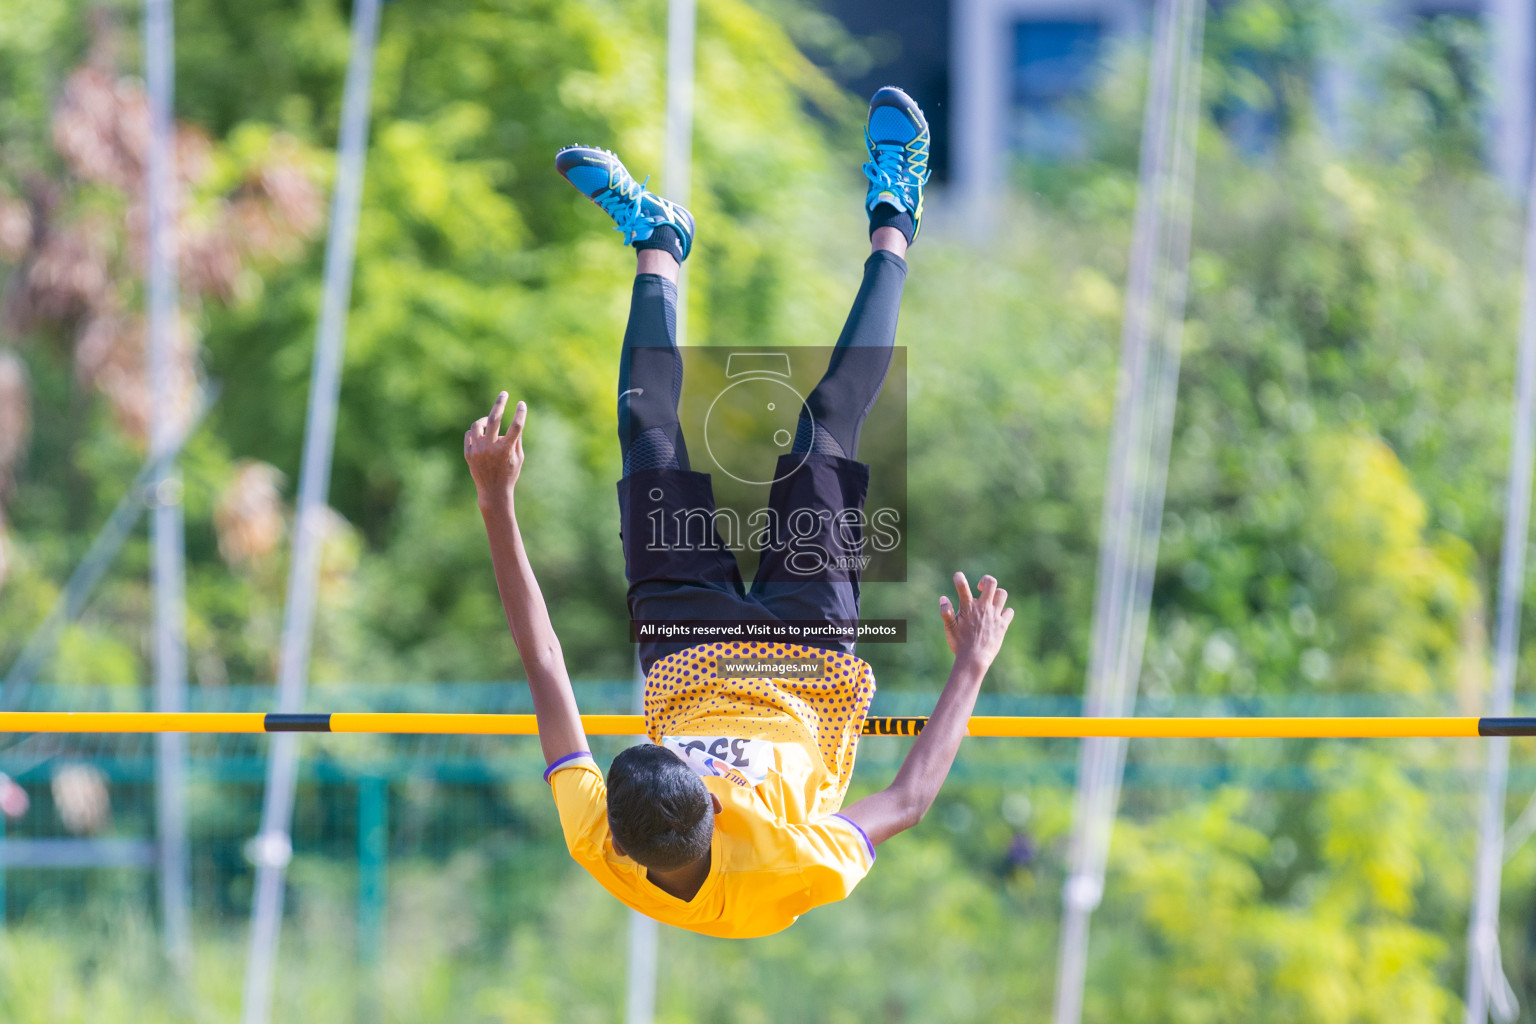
[{"left": 546, "top": 641, "right": 878, "bottom": 939}]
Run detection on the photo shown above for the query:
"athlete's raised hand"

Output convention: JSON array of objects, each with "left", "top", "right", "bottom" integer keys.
[
  {"left": 939, "top": 571, "right": 1014, "bottom": 665},
  {"left": 464, "top": 391, "right": 527, "bottom": 506},
  {"left": 465, "top": 392, "right": 587, "bottom": 768},
  {"left": 842, "top": 570, "right": 1016, "bottom": 847}
]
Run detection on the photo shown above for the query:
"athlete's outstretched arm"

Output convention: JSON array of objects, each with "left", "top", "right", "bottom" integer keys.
[
  {"left": 465, "top": 393, "right": 588, "bottom": 766},
  {"left": 840, "top": 572, "right": 1013, "bottom": 846}
]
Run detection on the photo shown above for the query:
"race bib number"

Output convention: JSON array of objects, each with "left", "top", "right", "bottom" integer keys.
[{"left": 663, "top": 736, "right": 773, "bottom": 788}]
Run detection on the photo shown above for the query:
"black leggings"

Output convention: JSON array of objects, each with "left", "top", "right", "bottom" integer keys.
[{"left": 617, "top": 249, "right": 908, "bottom": 472}]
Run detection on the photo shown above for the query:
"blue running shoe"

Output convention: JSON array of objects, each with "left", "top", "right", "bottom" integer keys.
[
  {"left": 555, "top": 145, "right": 695, "bottom": 261},
  {"left": 862, "top": 87, "right": 931, "bottom": 241}
]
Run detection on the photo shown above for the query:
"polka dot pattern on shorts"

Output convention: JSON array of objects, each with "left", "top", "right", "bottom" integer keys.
[{"left": 643, "top": 641, "right": 876, "bottom": 797}]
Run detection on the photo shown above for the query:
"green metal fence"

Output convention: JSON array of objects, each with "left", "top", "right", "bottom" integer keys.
[{"left": 4, "top": 682, "right": 1533, "bottom": 973}]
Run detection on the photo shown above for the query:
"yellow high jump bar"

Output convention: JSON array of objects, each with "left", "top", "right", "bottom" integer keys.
[{"left": 0, "top": 712, "right": 1530, "bottom": 738}]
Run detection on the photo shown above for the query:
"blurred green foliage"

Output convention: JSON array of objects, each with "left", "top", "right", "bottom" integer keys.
[{"left": 4, "top": 0, "right": 1536, "bottom": 1020}]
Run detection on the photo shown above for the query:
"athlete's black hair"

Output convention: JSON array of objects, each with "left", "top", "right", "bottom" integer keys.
[{"left": 607, "top": 744, "right": 713, "bottom": 871}]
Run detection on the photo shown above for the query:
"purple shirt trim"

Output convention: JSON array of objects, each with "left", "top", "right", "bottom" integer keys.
[
  {"left": 831, "top": 813, "right": 877, "bottom": 864},
  {"left": 543, "top": 750, "right": 594, "bottom": 782}
]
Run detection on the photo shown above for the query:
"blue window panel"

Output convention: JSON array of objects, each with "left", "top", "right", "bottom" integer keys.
[
  {"left": 1013, "top": 21, "right": 1104, "bottom": 102},
  {"left": 1011, "top": 20, "right": 1105, "bottom": 160}
]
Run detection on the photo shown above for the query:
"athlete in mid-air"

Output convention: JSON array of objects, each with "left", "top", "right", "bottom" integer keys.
[{"left": 464, "top": 87, "right": 1013, "bottom": 938}]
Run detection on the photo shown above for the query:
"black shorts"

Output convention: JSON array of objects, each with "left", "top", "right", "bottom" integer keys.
[{"left": 618, "top": 453, "right": 870, "bottom": 674}]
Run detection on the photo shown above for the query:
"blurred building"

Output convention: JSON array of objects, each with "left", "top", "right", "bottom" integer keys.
[{"left": 822, "top": 0, "right": 1536, "bottom": 205}]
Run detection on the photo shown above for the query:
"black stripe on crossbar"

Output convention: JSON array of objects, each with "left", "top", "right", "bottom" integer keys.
[
  {"left": 264, "top": 713, "right": 332, "bottom": 732},
  {"left": 862, "top": 716, "right": 928, "bottom": 736},
  {"left": 1479, "top": 717, "right": 1536, "bottom": 737}
]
